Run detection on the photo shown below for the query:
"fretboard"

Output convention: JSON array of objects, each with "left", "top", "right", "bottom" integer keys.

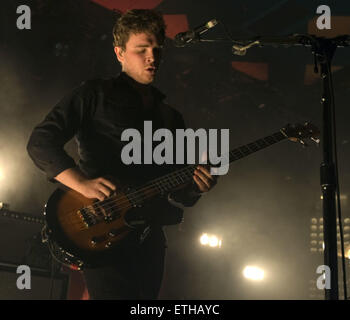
[
  {"left": 228, "top": 131, "right": 286, "bottom": 163},
  {"left": 125, "top": 130, "right": 287, "bottom": 204}
]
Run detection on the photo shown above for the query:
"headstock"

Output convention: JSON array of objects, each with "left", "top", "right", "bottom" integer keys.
[{"left": 281, "top": 122, "right": 320, "bottom": 146}]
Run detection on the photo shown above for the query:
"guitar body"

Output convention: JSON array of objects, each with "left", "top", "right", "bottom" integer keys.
[{"left": 44, "top": 185, "right": 139, "bottom": 265}]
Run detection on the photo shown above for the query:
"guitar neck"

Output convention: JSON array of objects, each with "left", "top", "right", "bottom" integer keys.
[
  {"left": 126, "top": 130, "right": 287, "bottom": 203},
  {"left": 228, "top": 130, "right": 286, "bottom": 163}
]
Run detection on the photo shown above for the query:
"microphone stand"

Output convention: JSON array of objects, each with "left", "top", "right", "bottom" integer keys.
[
  {"left": 314, "top": 38, "right": 339, "bottom": 301},
  {"left": 197, "top": 34, "right": 350, "bottom": 300}
]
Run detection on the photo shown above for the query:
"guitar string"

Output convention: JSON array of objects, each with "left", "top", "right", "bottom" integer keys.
[
  {"left": 85, "top": 134, "right": 280, "bottom": 214},
  {"left": 90, "top": 164, "right": 195, "bottom": 212},
  {"left": 70, "top": 166, "right": 243, "bottom": 230},
  {"left": 73, "top": 169, "right": 197, "bottom": 229},
  {"left": 72, "top": 145, "right": 273, "bottom": 230},
  {"left": 59, "top": 134, "right": 284, "bottom": 227},
  {"left": 75, "top": 190, "right": 167, "bottom": 231},
  {"left": 59, "top": 164, "right": 197, "bottom": 227},
  {"left": 71, "top": 144, "right": 268, "bottom": 231},
  {"left": 58, "top": 163, "right": 195, "bottom": 222},
  {"left": 62, "top": 154, "right": 221, "bottom": 227},
  {"left": 59, "top": 134, "right": 285, "bottom": 227},
  {"left": 85, "top": 133, "right": 283, "bottom": 215}
]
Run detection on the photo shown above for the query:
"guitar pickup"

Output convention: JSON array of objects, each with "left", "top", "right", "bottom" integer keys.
[{"left": 78, "top": 208, "right": 96, "bottom": 227}]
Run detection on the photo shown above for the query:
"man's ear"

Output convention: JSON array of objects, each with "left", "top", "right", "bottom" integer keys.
[{"left": 114, "top": 46, "right": 124, "bottom": 64}]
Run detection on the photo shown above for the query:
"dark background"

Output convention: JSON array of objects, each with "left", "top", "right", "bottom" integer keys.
[{"left": 0, "top": 0, "right": 349, "bottom": 299}]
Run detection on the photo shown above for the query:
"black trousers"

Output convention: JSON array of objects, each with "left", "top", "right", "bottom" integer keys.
[{"left": 83, "top": 227, "right": 166, "bottom": 300}]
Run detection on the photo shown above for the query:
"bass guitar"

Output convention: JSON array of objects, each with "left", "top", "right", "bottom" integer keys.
[{"left": 43, "top": 122, "right": 319, "bottom": 269}]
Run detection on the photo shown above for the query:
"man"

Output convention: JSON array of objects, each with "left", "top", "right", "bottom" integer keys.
[{"left": 27, "top": 9, "right": 216, "bottom": 299}]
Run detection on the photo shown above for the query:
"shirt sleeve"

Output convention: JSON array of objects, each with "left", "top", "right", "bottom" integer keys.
[{"left": 26, "top": 86, "right": 86, "bottom": 182}]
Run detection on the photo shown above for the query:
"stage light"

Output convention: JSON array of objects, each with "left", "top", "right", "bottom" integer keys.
[
  {"left": 0, "top": 169, "right": 4, "bottom": 180},
  {"left": 243, "top": 266, "right": 264, "bottom": 281},
  {"left": 199, "top": 233, "right": 222, "bottom": 248},
  {"left": 310, "top": 225, "right": 317, "bottom": 232},
  {"left": 200, "top": 233, "right": 209, "bottom": 245},
  {"left": 209, "top": 236, "right": 219, "bottom": 247},
  {"left": 345, "top": 243, "right": 350, "bottom": 260},
  {"left": 310, "top": 216, "right": 350, "bottom": 261}
]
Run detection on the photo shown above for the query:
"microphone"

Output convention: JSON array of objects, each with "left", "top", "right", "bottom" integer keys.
[{"left": 174, "top": 19, "right": 218, "bottom": 47}]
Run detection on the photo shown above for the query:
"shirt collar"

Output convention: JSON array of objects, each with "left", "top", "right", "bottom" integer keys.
[{"left": 116, "top": 72, "right": 166, "bottom": 102}]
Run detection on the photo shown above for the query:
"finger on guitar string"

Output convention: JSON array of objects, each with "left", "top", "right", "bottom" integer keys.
[
  {"left": 98, "top": 177, "right": 117, "bottom": 191},
  {"left": 196, "top": 165, "right": 216, "bottom": 182},
  {"left": 195, "top": 167, "right": 215, "bottom": 186},
  {"left": 193, "top": 174, "right": 210, "bottom": 193},
  {"left": 77, "top": 177, "right": 117, "bottom": 201}
]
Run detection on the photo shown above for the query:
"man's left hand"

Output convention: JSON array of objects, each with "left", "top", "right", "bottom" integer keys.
[{"left": 193, "top": 165, "right": 218, "bottom": 193}]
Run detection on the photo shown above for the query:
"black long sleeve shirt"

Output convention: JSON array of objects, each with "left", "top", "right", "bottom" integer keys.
[{"left": 27, "top": 72, "right": 201, "bottom": 226}]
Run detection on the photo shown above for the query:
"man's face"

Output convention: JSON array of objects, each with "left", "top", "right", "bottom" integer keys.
[{"left": 114, "top": 32, "right": 162, "bottom": 85}]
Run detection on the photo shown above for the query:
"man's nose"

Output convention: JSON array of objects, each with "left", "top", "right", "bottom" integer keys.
[
  {"left": 146, "top": 51, "right": 155, "bottom": 63},
  {"left": 147, "top": 48, "right": 161, "bottom": 63}
]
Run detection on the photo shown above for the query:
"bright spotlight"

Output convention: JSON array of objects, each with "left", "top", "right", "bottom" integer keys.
[
  {"left": 243, "top": 266, "right": 264, "bottom": 281},
  {"left": 346, "top": 244, "right": 350, "bottom": 260},
  {"left": 0, "top": 169, "right": 4, "bottom": 180},
  {"left": 200, "top": 233, "right": 209, "bottom": 245},
  {"left": 209, "top": 236, "right": 219, "bottom": 247},
  {"left": 199, "top": 233, "right": 222, "bottom": 248}
]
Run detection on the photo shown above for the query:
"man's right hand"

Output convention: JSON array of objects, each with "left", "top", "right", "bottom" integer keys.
[
  {"left": 77, "top": 177, "right": 117, "bottom": 201},
  {"left": 55, "top": 168, "right": 116, "bottom": 201}
]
